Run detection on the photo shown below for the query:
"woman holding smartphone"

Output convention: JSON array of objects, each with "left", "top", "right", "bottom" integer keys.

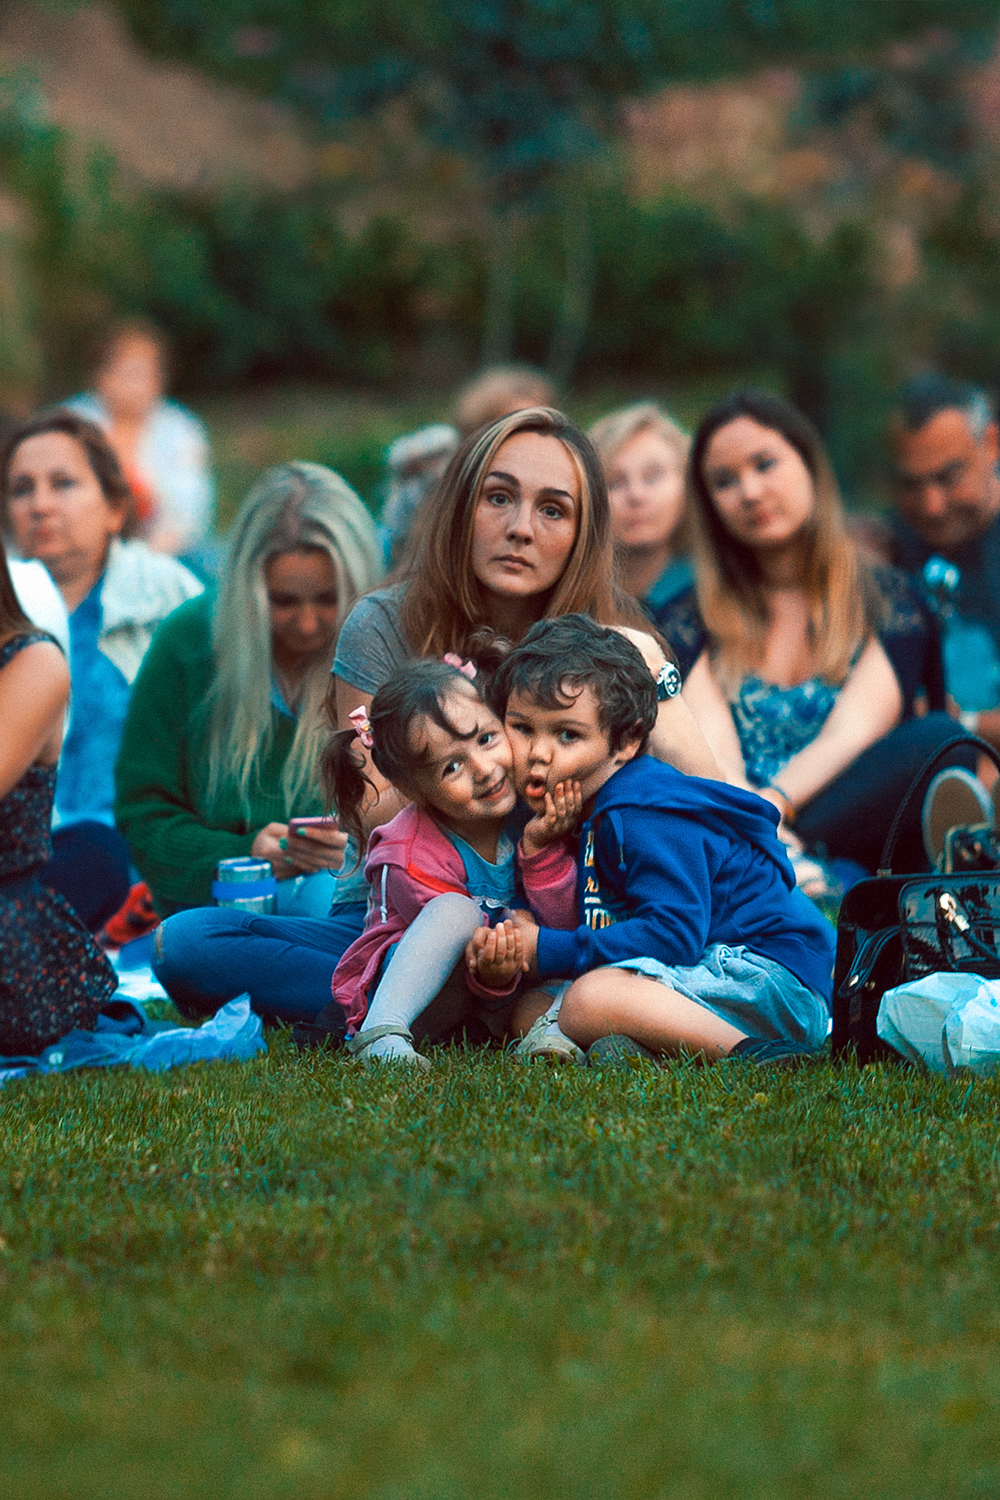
[{"left": 115, "top": 461, "right": 383, "bottom": 930}]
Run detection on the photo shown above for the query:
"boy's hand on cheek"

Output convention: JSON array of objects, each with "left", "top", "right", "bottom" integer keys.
[
  {"left": 509, "top": 908, "right": 540, "bottom": 979},
  {"left": 521, "top": 781, "right": 582, "bottom": 855}
]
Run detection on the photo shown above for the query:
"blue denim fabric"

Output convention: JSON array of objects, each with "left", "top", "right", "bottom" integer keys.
[
  {"left": 152, "top": 901, "right": 367, "bottom": 1025},
  {"left": 40, "top": 821, "right": 132, "bottom": 932},
  {"left": 613, "top": 943, "right": 830, "bottom": 1048}
]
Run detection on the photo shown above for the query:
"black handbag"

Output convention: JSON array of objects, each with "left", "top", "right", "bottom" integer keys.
[{"left": 831, "top": 735, "right": 1000, "bottom": 1064}]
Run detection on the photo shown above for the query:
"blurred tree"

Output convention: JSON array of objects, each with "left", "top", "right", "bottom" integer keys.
[
  {"left": 114, "top": 0, "right": 1000, "bottom": 383},
  {"left": 0, "top": 65, "right": 437, "bottom": 394},
  {"left": 798, "top": 32, "right": 984, "bottom": 176}
]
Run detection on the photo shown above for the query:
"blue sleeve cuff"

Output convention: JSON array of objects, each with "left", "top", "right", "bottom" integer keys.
[{"left": 536, "top": 927, "right": 578, "bottom": 979}]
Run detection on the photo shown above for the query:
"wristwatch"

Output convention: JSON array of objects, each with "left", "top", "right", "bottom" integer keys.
[{"left": 655, "top": 661, "right": 682, "bottom": 701}]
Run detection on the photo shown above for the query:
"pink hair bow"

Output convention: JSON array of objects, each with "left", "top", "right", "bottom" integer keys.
[
  {"left": 443, "top": 652, "right": 477, "bottom": 680},
  {"left": 348, "top": 706, "right": 374, "bottom": 748}
]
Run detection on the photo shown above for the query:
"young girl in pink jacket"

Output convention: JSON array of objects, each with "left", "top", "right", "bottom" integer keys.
[{"left": 323, "top": 656, "right": 578, "bottom": 1069}]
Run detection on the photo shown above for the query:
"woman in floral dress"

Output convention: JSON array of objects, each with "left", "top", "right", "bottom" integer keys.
[{"left": 0, "top": 541, "right": 115, "bottom": 1054}]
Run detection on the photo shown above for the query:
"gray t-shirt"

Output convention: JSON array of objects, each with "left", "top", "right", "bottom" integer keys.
[
  {"left": 332, "top": 584, "right": 412, "bottom": 694},
  {"left": 330, "top": 585, "right": 412, "bottom": 906}
]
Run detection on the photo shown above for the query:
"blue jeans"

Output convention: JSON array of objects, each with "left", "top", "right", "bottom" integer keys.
[
  {"left": 151, "top": 902, "right": 367, "bottom": 1026},
  {"left": 796, "top": 713, "right": 977, "bottom": 874},
  {"left": 41, "top": 821, "right": 132, "bottom": 932}
]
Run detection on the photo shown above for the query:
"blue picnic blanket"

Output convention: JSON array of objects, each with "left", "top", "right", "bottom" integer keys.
[{"left": 0, "top": 994, "right": 265, "bottom": 1086}]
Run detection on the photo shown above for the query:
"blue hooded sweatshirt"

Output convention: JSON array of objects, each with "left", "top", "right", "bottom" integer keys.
[{"left": 535, "top": 756, "right": 835, "bottom": 1003}]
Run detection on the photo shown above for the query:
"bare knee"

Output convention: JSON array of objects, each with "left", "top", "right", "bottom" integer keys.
[{"left": 559, "top": 970, "right": 618, "bottom": 1041}]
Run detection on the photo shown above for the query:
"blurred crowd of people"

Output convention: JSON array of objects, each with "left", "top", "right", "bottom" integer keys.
[{"left": 3, "top": 328, "right": 1000, "bottom": 1059}]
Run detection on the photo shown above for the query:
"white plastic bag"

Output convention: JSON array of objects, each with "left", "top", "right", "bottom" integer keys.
[
  {"left": 943, "top": 984, "right": 1000, "bottom": 1074},
  {"left": 877, "top": 972, "right": 1000, "bottom": 1076}
]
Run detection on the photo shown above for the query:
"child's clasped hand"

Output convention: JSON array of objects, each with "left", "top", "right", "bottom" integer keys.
[{"left": 464, "top": 918, "right": 527, "bottom": 989}]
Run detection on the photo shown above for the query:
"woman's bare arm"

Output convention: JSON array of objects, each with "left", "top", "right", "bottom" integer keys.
[
  {"left": 612, "top": 626, "right": 720, "bottom": 780},
  {"left": 333, "top": 675, "right": 408, "bottom": 836},
  {"left": 650, "top": 695, "right": 723, "bottom": 781},
  {"left": 681, "top": 650, "right": 810, "bottom": 845},
  {"left": 682, "top": 638, "right": 903, "bottom": 819},
  {"left": 680, "top": 651, "right": 751, "bottom": 787},
  {"left": 765, "top": 637, "right": 902, "bottom": 811},
  {"left": 0, "top": 639, "right": 69, "bottom": 798}
]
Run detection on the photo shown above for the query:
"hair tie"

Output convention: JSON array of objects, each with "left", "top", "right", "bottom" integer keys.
[
  {"left": 443, "top": 652, "right": 477, "bottom": 680},
  {"left": 348, "top": 706, "right": 374, "bottom": 748}
]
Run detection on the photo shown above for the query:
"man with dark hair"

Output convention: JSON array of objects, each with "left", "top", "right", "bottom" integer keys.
[{"left": 888, "top": 372, "right": 1000, "bottom": 743}]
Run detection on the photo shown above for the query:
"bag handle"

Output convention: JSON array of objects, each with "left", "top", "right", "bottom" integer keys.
[{"left": 878, "top": 733, "right": 1000, "bottom": 876}]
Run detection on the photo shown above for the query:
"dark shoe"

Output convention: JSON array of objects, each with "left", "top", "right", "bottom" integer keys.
[
  {"left": 586, "top": 1034, "right": 660, "bottom": 1069},
  {"left": 941, "top": 823, "right": 999, "bottom": 874},
  {"left": 292, "top": 1000, "right": 348, "bottom": 1052},
  {"left": 728, "top": 1036, "right": 823, "bottom": 1067}
]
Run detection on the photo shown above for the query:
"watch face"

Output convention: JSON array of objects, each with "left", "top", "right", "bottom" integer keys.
[{"left": 656, "top": 662, "right": 682, "bottom": 700}]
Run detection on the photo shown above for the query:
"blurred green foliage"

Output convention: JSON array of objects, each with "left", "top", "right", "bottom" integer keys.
[
  {"left": 111, "top": 0, "right": 1000, "bottom": 382},
  {"left": 6, "top": 0, "right": 1000, "bottom": 498},
  {"left": 0, "top": 60, "right": 888, "bottom": 493},
  {"left": 117, "top": 1, "right": 1000, "bottom": 102},
  {"left": 201, "top": 388, "right": 446, "bottom": 524},
  {"left": 0, "top": 68, "right": 439, "bottom": 389}
]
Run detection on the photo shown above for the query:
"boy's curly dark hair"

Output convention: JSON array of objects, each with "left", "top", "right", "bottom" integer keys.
[{"left": 488, "top": 614, "right": 658, "bottom": 754}]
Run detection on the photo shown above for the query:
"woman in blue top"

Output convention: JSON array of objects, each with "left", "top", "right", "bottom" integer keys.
[
  {"left": 2, "top": 412, "right": 202, "bottom": 930},
  {"left": 659, "top": 389, "right": 969, "bottom": 881}
]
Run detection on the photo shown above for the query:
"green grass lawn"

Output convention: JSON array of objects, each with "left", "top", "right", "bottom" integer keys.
[{"left": 1, "top": 1040, "right": 999, "bottom": 1497}]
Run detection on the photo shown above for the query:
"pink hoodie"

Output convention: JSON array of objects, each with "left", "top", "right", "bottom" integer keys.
[{"left": 331, "top": 802, "right": 577, "bottom": 1031}]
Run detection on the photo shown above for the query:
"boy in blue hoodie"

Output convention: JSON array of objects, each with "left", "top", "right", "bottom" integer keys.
[{"left": 487, "top": 615, "right": 835, "bottom": 1066}]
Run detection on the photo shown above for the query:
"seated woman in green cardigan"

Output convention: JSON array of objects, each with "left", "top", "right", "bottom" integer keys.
[{"left": 114, "top": 461, "right": 383, "bottom": 937}]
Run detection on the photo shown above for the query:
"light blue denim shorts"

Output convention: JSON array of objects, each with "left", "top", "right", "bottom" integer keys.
[{"left": 610, "top": 944, "right": 830, "bottom": 1047}]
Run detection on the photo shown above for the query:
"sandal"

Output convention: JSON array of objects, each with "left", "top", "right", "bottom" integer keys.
[
  {"left": 513, "top": 1015, "right": 585, "bottom": 1065},
  {"left": 345, "top": 1024, "right": 432, "bottom": 1072}
]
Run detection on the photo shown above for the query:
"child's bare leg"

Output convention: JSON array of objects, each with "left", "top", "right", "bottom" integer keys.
[
  {"left": 559, "top": 967, "right": 747, "bottom": 1059},
  {"left": 355, "top": 893, "right": 482, "bottom": 1065},
  {"left": 511, "top": 987, "right": 555, "bottom": 1037}
]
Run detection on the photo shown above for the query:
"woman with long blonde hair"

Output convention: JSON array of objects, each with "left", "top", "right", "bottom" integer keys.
[
  {"left": 660, "top": 389, "right": 971, "bottom": 881},
  {"left": 133, "top": 462, "right": 391, "bottom": 1027},
  {"left": 117, "top": 460, "right": 382, "bottom": 919}
]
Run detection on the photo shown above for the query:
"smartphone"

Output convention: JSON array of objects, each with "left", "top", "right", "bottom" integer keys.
[{"left": 288, "top": 815, "right": 339, "bottom": 837}]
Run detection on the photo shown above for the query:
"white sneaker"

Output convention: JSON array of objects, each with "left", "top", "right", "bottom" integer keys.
[{"left": 514, "top": 1015, "right": 585, "bottom": 1065}]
